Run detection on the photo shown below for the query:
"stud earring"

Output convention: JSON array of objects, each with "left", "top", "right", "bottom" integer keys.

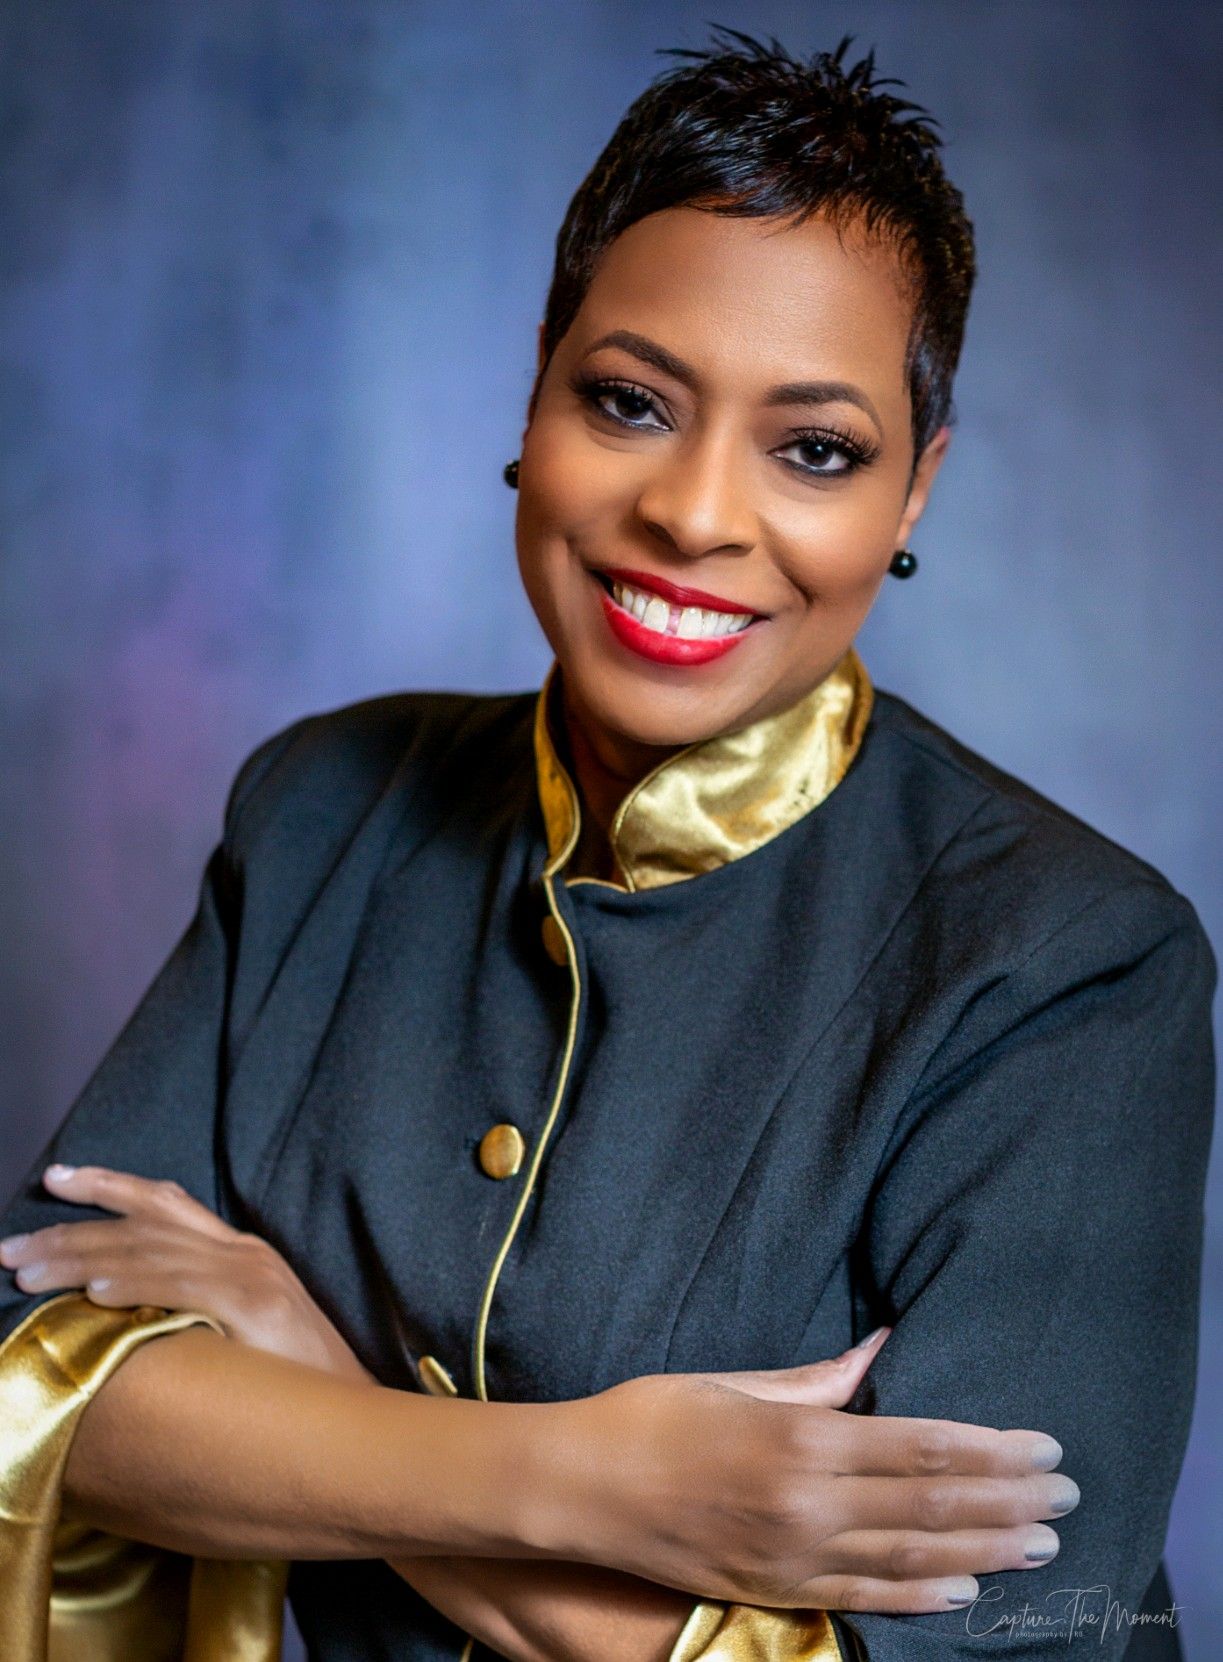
[
  {"left": 888, "top": 547, "right": 918, "bottom": 579},
  {"left": 503, "top": 459, "right": 520, "bottom": 489}
]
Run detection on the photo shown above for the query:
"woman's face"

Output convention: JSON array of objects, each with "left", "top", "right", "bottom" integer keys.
[{"left": 515, "top": 205, "right": 949, "bottom": 757}]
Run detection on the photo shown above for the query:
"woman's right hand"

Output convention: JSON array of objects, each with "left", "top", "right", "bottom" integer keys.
[{"left": 545, "top": 1328, "right": 1075, "bottom": 1615}]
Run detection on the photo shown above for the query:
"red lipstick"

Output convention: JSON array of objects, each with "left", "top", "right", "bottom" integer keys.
[
  {"left": 599, "top": 566, "right": 765, "bottom": 616},
  {"left": 589, "top": 567, "right": 765, "bottom": 668}
]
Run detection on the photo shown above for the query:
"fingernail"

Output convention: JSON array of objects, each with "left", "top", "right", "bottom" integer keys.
[
  {"left": 88, "top": 1277, "right": 112, "bottom": 1292},
  {"left": 944, "top": 1579, "right": 978, "bottom": 1606},
  {"left": 1025, "top": 1535, "right": 1059, "bottom": 1562},
  {"left": 855, "top": 1326, "right": 887, "bottom": 1349},
  {"left": 0, "top": 1234, "right": 30, "bottom": 1255},
  {"left": 1050, "top": 1482, "right": 1080, "bottom": 1515},
  {"left": 1030, "top": 1436, "right": 1063, "bottom": 1470},
  {"left": 45, "top": 1164, "right": 76, "bottom": 1180},
  {"left": 16, "top": 1262, "right": 47, "bottom": 1287}
]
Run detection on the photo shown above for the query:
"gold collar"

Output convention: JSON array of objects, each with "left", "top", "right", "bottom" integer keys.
[{"left": 533, "top": 645, "right": 874, "bottom": 892}]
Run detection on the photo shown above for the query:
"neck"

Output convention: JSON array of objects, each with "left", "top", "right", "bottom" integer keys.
[{"left": 557, "top": 680, "right": 685, "bottom": 881}]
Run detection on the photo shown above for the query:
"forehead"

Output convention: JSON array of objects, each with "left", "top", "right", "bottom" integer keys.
[{"left": 573, "top": 206, "right": 914, "bottom": 406}]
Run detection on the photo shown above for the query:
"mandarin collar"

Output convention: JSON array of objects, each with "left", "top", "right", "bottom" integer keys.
[{"left": 532, "top": 645, "right": 874, "bottom": 892}]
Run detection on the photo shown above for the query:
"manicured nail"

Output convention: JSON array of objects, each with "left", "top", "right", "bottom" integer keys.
[
  {"left": 1030, "top": 1436, "right": 1063, "bottom": 1470},
  {"left": 1050, "top": 1482, "right": 1080, "bottom": 1515},
  {"left": 0, "top": 1234, "right": 30, "bottom": 1255},
  {"left": 855, "top": 1326, "right": 887, "bottom": 1348},
  {"left": 944, "top": 1580, "right": 978, "bottom": 1606},
  {"left": 16, "top": 1262, "right": 47, "bottom": 1287},
  {"left": 45, "top": 1164, "right": 76, "bottom": 1180},
  {"left": 88, "top": 1277, "right": 112, "bottom": 1293},
  {"left": 1025, "top": 1536, "right": 1059, "bottom": 1562}
]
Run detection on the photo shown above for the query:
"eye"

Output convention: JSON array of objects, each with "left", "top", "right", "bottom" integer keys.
[
  {"left": 571, "top": 374, "right": 671, "bottom": 433},
  {"left": 775, "top": 428, "right": 879, "bottom": 479}
]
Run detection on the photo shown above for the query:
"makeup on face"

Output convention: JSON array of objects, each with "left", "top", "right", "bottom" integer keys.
[
  {"left": 515, "top": 205, "right": 937, "bottom": 761},
  {"left": 590, "top": 563, "right": 766, "bottom": 667}
]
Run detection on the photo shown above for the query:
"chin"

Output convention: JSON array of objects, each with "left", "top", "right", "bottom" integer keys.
[{"left": 565, "top": 647, "right": 768, "bottom": 750}]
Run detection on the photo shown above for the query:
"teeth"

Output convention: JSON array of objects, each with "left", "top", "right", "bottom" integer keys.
[{"left": 610, "top": 580, "right": 753, "bottom": 639}]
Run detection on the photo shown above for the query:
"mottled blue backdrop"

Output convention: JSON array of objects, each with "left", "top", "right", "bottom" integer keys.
[{"left": 1, "top": 2, "right": 1218, "bottom": 1655}]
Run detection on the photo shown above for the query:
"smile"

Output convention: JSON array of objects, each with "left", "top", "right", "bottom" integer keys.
[
  {"left": 589, "top": 567, "right": 764, "bottom": 668},
  {"left": 608, "top": 577, "right": 754, "bottom": 639}
]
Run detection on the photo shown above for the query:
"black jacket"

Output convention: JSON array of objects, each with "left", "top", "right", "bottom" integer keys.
[{"left": 0, "top": 678, "right": 1214, "bottom": 1662}]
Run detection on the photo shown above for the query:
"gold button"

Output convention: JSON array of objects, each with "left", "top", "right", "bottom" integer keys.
[
  {"left": 541, "top": 913, "right": 569, "bottom": 965},
  {"left": 418, "top": 1354, "right": 458, "bottom": 1397},
  {"left": 479, "top": 1122, "right": 526, "bottom": 1180}
]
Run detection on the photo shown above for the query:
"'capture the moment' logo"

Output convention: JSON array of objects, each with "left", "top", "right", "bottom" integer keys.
[{"left": 962, "top": 1583, "right": 1185, "bottom": 1645}]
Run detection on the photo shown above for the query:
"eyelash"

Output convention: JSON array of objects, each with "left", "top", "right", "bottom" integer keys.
[{"left": 568, "top": 372, "right": 881, "bottom": 478}]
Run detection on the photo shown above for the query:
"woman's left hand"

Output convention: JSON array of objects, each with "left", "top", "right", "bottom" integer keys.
[{"left": 0, "top": 1164, "right": 375, "bottom": 1385}]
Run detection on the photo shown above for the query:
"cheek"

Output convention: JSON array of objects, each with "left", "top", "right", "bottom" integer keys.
[
  {"left": 521, "top": 412, "right": 629, "bottom": 543},
  {"left": 515, "top": 412, "right": 637, "bottom": 635},
  {"left": 769, "top": 485, "right": 901, "bottom": 607},
  {"left": 512, "top": 425, "right": 592, "bottom": 640}
]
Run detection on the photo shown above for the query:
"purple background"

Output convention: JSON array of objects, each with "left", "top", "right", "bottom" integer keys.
[{"left": 2, "top": 3, "right": 1218, "bottom": 1654}]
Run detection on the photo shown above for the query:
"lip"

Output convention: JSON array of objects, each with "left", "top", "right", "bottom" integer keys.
[
  {"left": 597, "top": 565, "right": 767, "bottom": 618},
  {"left": 590, "top": 568, "right": 762, "bottom": 667}
]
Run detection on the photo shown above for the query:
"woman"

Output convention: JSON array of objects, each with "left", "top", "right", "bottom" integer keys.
[{"left": 0, "top": 29, "right": 1213, "bottom": 1662}]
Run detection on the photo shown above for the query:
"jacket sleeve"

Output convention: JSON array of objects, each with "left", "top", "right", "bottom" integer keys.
[
  {"left": 0, "top": 724, "right": 304, "bottom": 1658},
  {"left": 827, "top": 878, "right": 1216, "bottom": 1661},
  {"left": 667, "top": 881, "right": 1214, "bottom": 1662}
]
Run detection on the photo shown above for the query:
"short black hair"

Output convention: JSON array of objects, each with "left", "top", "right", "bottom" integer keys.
[{"left": 532, "top": 26, "right": 976, "bottom": 463}]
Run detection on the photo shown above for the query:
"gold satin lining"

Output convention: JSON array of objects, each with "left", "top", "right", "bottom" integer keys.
[
  {"left": 0, "top": 1289, "right": 287, "bottom": 1662},
  {"left": 669, "top": 1599, "right": 844, "bottom": 1661},
  {"left": 533, "top": 645, "right": 874, "bottom": 890}
]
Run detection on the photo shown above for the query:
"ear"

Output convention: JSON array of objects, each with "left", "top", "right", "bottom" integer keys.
[{"left": 894, "top": 425, "right": 952, "bottom": 548}]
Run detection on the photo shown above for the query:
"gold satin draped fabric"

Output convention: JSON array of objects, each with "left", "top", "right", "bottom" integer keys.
[
  {"left": 0, "top": 649, "right": 873, "bottom": 1660},
  {"left": 0, "top": 1290, "right": 286, "bottom": 1662},
  {"left": 670, "top": 1601, "right": 844, "bottom": 1662},
  {"left": 534, "top": 645, "right": 873, "bottom": 891}
]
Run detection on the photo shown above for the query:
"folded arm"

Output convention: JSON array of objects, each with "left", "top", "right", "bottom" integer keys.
[
  {"left": 827, "top": 881, "right": 1216, "bottom": 1662},
  {"left": 4, "top": 1164, "right": 1062, "bottom": 1661},
  {"left": 38, "top": 1304, "right": 869, "bottom": 1662}
]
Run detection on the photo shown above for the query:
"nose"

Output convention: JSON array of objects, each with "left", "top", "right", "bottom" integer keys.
[{"left": 633, "top": 426, "right": 757, "bottom": 561}]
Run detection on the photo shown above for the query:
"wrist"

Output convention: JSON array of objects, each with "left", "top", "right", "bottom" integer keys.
[
  {"left": 397, "top": 1397, "right": 591, "bottom": 1562},
  {"left": 499, "top": 1397, "right": 603, "bottom": 1563},
  {"left": 506, "top": 1389, "right": 632, "bottom": 1571}
]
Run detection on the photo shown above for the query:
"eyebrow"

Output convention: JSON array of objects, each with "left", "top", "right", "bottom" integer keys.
[{"left": 583, "top": 329, "right": 884, "bottom": 436}]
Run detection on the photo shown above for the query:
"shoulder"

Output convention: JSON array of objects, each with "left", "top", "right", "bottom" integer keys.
[
  {"left": 863, "top": 686, "right": 1213, "bottom": 970},
  {"left": 220, "top": 685, "right": 536, "bottom": 859},
  {"left": 861, "top": 693, "right": 1216, "bottom": 1113}
]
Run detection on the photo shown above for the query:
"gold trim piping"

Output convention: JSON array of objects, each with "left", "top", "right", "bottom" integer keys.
[{"left": 472, "top": 875, "right": 582, "bottom": 1403}]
